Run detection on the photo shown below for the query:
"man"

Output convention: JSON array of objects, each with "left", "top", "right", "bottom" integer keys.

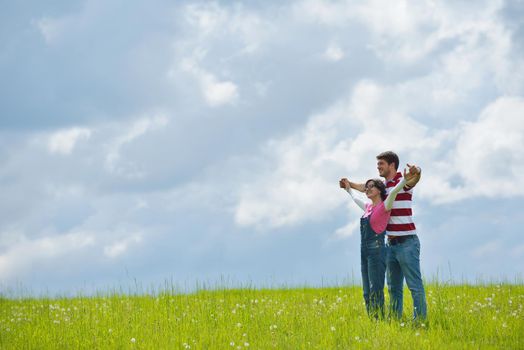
[{"left": 345, "top": 151, "right": 427, "bottom": 321}]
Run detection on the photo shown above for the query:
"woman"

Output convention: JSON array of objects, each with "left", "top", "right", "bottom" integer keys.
[{"left": 339, "top": 171, "right": 410, "bottom": 318}]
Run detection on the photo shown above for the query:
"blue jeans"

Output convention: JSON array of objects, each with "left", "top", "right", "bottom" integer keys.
[
  {"left": 386, "top": 235, "right": 427, "bottom": 320},
  {"left": 360, "top": 217, "right": 386, "bottom": 318}
]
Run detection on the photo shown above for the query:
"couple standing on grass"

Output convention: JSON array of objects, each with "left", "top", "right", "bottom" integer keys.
[{"left": 339, "top": 151, "right": 427, "bottom": 321}]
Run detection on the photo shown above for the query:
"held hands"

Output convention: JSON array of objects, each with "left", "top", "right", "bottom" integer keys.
[{"left": 339, "top": 178, "right": 350, "bottom": 190}]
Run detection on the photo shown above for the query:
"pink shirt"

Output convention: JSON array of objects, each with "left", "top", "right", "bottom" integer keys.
[
  {"left": 363, "top": 202, "right": 391, "bottom": 234},
  {"left": 345, "top": 175, "right": 407, "bottom": 234}
]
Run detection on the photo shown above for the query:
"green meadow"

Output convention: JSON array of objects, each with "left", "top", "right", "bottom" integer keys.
[{"left": 1, "top": 283, "right": 523, "bottom": 349}]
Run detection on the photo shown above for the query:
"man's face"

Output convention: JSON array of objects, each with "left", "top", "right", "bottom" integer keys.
[{"left": 377, "top": 159, "right": 394, "bottom": 178}]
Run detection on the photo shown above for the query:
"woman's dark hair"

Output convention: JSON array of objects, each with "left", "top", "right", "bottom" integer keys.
[
  {"left": 365, "top": 178, "right": 387, "bottom": 201},
  {"left": 376, "top": 151, "right": 399, "bottom": 170}
]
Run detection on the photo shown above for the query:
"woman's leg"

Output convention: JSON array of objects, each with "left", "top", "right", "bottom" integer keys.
[
  {"left": 367, "top": 241, "right": 386, "bottom": 319},
  {"left": 361, "top": 247, "right": 371, "bottom": 314}
]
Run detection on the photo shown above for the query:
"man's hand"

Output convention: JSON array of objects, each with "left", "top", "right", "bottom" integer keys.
[
  {"left": 403, "top": 168, "right": 415, "bottom": 182},
  {"left": 407, "top": 163, "right": 421, "bottom": 176},
  {"left": 405, "top": 163, "right": 421, "bottom": 188}
]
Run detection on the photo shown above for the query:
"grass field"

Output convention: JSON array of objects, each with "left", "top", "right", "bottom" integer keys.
[{"left": 1, "top": 283, "right": 523, "bottom": 349}]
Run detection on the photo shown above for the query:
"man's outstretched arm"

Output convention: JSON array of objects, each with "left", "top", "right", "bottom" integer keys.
[
  {"left": 340, "top": 177, "right": 365, "bottom": 192},
  {"left": 349, "top": 181, "right": 365, "bottom": 193}
]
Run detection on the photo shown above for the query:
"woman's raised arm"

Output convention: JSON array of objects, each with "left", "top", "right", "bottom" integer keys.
[{"left": 345, "top": 186, "right": 367, "bottom": 211}]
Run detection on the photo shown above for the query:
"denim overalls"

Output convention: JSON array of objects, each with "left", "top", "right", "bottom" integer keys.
[{"left": 360, "top": 214, "right": 386, "bottom": 318}]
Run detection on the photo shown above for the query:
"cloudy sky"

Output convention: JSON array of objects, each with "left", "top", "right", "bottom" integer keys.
[{"left": 1, "top": 0, "right": 523, "bottom": 295}]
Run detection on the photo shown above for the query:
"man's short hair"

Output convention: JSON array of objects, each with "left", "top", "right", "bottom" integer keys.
[{"left": 376, "top": 151, "right": 399, "bottom": 170}]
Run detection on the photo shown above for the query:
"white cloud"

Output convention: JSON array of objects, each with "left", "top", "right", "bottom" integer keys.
[
  {"left": 105, "top": 114, "right": 169, "bottom": 178},
  {"left": 115, "top": 115, "right": 169, "bottom": 145},
  {"left": 0, "top": 232, "right": 95, "bottom": 281},
  {"left": 452, "top": 97, "right": 524, "bottom": 197},
  {"left": 4, "top": 0, "right": 524, "bottom": 291},
  {"left": 33, "top": 1, "right": 95, "bottom": 46},
  {"left": 35, "top": 17, "right": 65, "bottom": 44},
  {"left": 293, "top": 0, "right": 353, "bottom": 25},
  {"left": 232, "top": 80, "right": 429, "bottom": 229},
  {"left": 294, "top": 0, "right": 434, "bottom": 33},
  {"left": 103, "top": 234, "right": 142, "bottom": 258},
  {"left": 334, "top": 203, "right": 362, "bottom": 238},
  {"left": 232, "top": 77, "right": 524, "bottom": 230},
  {"left": 48, "top": 127, "right": 91, "bottom": 155},
  {"left": 294, "top": 0, "right": 513, "bottom": 68},
  {"left": 201, "top": 75, "right": 239, "bottom": 107},
  {"left": 235, "top": 176, "right": 341, "bottom": 228},
  {"left": 407, "top": 96, "right": 524, "bottom": 203},
  {"left": 324, "top": 43, "right": 344, "bottom": 62},
  {"left": 184, "top": 2, "right": 229, "bottom": 36},
  {"left": 183, "top": 2, "right": 273, "bottom": 55},
  {"left": 180, "top": 56, "right": 239, "bottom": 107},
  {"left": 171, "top": 2, "right": 283, "bottom": 107}
]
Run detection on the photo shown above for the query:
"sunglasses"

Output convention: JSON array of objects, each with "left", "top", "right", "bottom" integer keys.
[{"left": 365, "top": 183, "right": 376, "bottom": 190}]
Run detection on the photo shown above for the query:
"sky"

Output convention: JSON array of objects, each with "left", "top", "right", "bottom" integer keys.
[{"left": 1, "top": 0, "right": 523, "bottom": 295}]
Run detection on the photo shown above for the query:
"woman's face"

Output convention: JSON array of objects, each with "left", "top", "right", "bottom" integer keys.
[{"left": 365, "top": 181, "right": 380, "bottom": 199}]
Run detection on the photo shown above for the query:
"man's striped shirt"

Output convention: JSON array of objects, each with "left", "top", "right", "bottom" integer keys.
[{"left": 384, "top": 172, "right": 417, "bottom": 236}]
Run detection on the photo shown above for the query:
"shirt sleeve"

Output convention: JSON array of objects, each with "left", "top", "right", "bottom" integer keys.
[
  {"left": 384, "top": 177, "right": 408, "bottom": 211},
  {"left": 346, "top": 187, "right": 367, "bottom": 211}
]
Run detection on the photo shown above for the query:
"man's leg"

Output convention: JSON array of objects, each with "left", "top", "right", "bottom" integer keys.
[
  {"left": 397, "top": 236, "right": 427, "bottom": 320},
  {"left": 386, "top": 244, "right": 404, "bottom": 319}
]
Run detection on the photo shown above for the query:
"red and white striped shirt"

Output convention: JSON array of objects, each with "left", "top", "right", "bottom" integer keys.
[{"left": 384, "top": 172, "right": 417, "bottom": 236}]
